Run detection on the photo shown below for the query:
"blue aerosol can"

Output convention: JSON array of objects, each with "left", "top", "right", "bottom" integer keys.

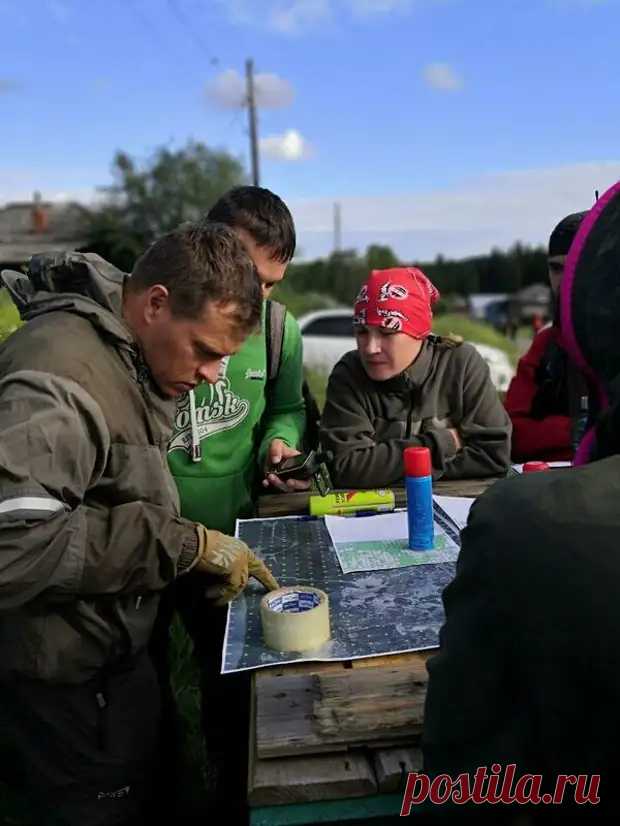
[{"left": 404, "top": 446, "right": 434, "bottom": 551}]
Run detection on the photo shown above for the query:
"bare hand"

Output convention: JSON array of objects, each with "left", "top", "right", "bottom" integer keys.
[
  {"left": 448, "top": 428, "right": 463, "bottom": 451},
  {"left": 263, "top": 439, "right": 312, "bottom": 493}
]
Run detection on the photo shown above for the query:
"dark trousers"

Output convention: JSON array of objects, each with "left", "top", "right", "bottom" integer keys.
[
  {"left": 0, "top": 654, "right": 162, "bottom": 826},
  {"left": 150, "top": 575, "right": 251, "bottom": 823}
]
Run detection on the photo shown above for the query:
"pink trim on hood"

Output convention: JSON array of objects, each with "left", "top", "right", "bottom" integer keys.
[{"left": 559, "top": 182, "right": 620, "bottom": 464}]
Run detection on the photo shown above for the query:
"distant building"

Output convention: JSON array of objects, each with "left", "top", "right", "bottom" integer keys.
[
  {"left": 482, "top": 283, "right": 552, "bottom": 336},
  {"left": 511, "top": 283, "right": 552, "bottom": 322},
  {"left": 467, "top": 293, "right": 509, "bottom": 321},
  {"left": 0, "top": 193, "right": 90, "bottom": 270}
]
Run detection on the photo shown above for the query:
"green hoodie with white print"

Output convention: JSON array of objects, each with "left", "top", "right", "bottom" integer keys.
[{"left": 167, "top": 301, "right": 306, "bottom": 534}]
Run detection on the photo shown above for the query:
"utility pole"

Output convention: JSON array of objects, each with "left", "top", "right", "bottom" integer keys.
[
  {"left": 333, "top": 202, "right": 342, "bottom": 253},
  {"left": 246, "top": 58, "right": 260, "bottom": 186}
]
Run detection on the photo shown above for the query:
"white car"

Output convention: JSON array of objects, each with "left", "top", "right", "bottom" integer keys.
[{"left": 298, "top": 308, "right": 515, "bottom": 392}]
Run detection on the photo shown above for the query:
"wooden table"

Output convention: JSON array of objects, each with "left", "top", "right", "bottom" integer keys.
[
  {"left": 249, "top": 653, "right": 428, "bottom": 824},
  {"left": 249, "top": 477, "right": 499, "bottom": 824},
  {"left": 256, "top": 476, "right": 503, "bottom": 518}
]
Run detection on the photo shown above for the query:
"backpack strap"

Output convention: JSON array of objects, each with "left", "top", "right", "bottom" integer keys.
[{"left": 265, "top": 299, "right": 286, "bottom": 382}]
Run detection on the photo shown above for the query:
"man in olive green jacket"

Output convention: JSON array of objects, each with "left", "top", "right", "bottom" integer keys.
[{"left": 0, "top": 224, "right": 276, "bottom": 825}]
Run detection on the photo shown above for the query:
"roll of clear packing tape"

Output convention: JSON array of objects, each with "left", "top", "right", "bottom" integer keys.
[{"left": 260, "top": 586, "right": 330, "bottom": 653}]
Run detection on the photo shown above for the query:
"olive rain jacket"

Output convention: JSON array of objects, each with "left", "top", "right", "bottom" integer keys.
[
  {"left": 320, "top": 337, "right": 511, "bottom": 487},
  {"left": 0, "top": 253, "right": 198, "bottom": 684}
]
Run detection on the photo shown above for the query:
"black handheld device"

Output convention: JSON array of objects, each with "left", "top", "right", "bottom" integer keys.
[{"left": 269, "top": 450, "right": 333, "bottom": 495}]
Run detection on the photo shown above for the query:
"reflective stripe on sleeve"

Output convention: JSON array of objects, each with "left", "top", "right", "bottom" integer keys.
[{"left": 0, "top": 496, "right": 66, "bottom": 519}]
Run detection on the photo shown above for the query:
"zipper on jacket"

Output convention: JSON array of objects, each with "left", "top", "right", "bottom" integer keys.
[{"left": 406, "top": 393, "right": 415, "bottom": 439}]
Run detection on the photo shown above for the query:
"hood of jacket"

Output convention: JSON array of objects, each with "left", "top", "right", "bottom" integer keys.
[
  {"left": 559, "top": 181, "right": 620, "bottom": 463},
  {"left": 1, "top": 251, "right": 133, "bottom": 348}
]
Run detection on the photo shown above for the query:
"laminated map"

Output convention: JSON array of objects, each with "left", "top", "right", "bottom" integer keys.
[{"left": 222, "top": 499, "right": 468, "bottom": 673}]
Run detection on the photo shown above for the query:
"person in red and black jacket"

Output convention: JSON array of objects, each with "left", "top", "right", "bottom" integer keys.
[{"left": 505, "top": 211, "right": 588, "bottom": 462}]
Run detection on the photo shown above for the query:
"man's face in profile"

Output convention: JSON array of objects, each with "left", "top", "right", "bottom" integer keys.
[
  {"left": 137, "top": 290, "right": 247, "bottom": 397},
  {"left": 548, "top": 254, "right": 567, "bottom": 297}
]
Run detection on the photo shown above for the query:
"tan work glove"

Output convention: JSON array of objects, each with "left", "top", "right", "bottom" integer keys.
[{"left": 192, "top": 525, "right": 279, "bottom": 606}]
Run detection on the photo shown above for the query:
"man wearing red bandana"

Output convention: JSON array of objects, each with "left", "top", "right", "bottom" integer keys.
[{"left": 321, "top": 267, "right": 511, "bottom": 486}]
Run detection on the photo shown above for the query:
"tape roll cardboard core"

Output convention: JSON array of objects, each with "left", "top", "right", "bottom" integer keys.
[{"left": 260, "top": 586, "right": 330, "bottom": 653}]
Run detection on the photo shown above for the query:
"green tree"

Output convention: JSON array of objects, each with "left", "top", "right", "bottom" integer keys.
[
  {"left": 365, "top": 244, "right": 400, "bottom": 271},
  {"left": 87, "top": 141, "right": 246, "bottom": 271}
]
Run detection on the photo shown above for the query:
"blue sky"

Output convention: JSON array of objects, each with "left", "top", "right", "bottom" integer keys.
[{"left": 2, "top": 0, "right": 620, "bottom": 259}]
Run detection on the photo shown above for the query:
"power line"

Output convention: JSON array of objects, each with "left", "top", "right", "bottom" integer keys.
[{"left": 167, "top": 0, "right": 219, "bottom": 66}]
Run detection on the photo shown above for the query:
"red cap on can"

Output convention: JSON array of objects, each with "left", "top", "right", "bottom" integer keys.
[
  {"left": 522, "top": 461, "right": 550, "bottom": 473},
  {"left": 404, "top": 446, "right": 432, "bottom": 477}
]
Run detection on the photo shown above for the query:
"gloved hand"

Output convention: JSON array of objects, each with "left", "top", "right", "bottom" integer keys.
[{"left": 193, "top": 525, "right": 279, "bottom": 606}]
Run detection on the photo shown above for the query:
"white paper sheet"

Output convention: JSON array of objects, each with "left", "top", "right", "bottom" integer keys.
[
  {"left": 433, "top": 495, "right": 474, "bottom": 530},
  {"left": 325, "top": 502, "right": 462, "bottom": 575}
]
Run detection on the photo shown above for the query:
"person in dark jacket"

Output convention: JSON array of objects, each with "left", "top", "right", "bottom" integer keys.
[
  {"left": 505, "top": 211, "right": 588, "bottom": 462},
  {"left": 320, "top": 267, "right": 511, "bottom": 487},
  {"left": 0, "top": 225, "right": 277, "bottom": 826},
  {"left": 422, "top": 184, "right": 620, "bottom": 822}
]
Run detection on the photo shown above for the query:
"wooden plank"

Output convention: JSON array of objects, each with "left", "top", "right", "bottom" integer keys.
[
  {"left": 256, "top": 672, "right": 347, "bottom": 758},
  {"left": 350, "top": 651, "right": 433, "bottom": 669},
  {"left": 313, "top": 666, "right": 426, "bottom": 741},
  {"left": 249, "top": 750, "right": 377, "bottom": 807},
  {"left": 254, "top": 651, "right": 434, "bottom": 678},
  {"left": 256, "top": 477, "right": 500, "bottom": 518},
  {"left": 257, "top": 490, "right": 315, "bottom": 517},
  {"left": 435, "top": 477, "right": 497, "bottom": 498},
  {"left": 373, "top": 747, "right": 423, "bottom": 794},
  {"left": 256, "top": 661, "right": 347, "bottom": 680},
  {"left": 255, "top": 663, "right": 427, "bottom": 759}
]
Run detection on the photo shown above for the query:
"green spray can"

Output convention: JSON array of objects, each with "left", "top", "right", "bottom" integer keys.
[{"left": 309, "top": 489, "right": 396, "bottom": 517}]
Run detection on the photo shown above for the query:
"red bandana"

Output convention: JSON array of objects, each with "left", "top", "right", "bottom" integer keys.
[{"left": 353, "top": 267, "right": 440, "bottom": 339}]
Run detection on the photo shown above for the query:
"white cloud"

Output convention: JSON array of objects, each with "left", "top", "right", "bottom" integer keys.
[
  {"left": 255, "top": 72, "right": 295, "bottom": 108},
  {"left": 423, "top": 62, "right": 463, "bottom": 92},
  {"left": 217, "top": 0, "right": 416, "bottom": 33},
  {"left": 206, "top": 69, "right": 294, "bottom": 109},
  {"left": 270, "top": 0, "right": 331, "bottom": 33},
  {"left": 260, "top": 129, "right": 313, "bottom": 161},
  {"left": 288, "top": 161, "right": 620, "bottom": 260},
  {"left": 206, "top": 69, "right": 245, "bottom": 109}
]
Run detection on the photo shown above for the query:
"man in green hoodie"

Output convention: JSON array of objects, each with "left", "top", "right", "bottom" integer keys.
[
  {"left": 161, "top": 187, "right": 307, "bottom": 815},
  {"left": 168, "top": 186, "right": 308, "bottom": 529}
]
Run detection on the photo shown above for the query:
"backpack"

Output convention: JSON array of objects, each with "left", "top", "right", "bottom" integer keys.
[{"left": 264, "top": 299, "right": 321, "bottom": 452}]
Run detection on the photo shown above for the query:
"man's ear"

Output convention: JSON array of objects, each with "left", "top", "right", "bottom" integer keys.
[{"left": 144, "top": 284, "right": 170, "bottom": 322}]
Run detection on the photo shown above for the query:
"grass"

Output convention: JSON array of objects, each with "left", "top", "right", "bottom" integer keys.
[
  {"left": 0, "top": 289, "right": 21, "bottom": 339},
  {"left": 271, "top": 282, "right": 340, "bottom": 318},
  {"left": 305, "top": 366, "right": 329, "bottom": 410},
  {"left": 431, "top": 314, "right": 520, "bottom": 365}
]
